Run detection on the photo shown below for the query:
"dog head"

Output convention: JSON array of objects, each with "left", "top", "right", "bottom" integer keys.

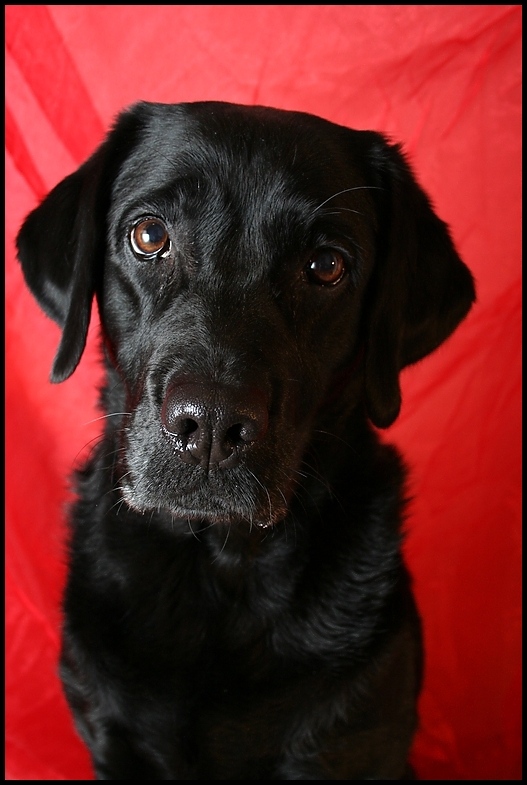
[{"left": 17, "top": 101, "right": 475, "bottom": 527}]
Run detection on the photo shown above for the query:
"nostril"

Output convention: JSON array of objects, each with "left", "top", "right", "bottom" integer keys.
[
  {"left": 226, "top": 416, "right": 266, "bottom": 447},
  {"left": 178, "top": 418, "right": 199, "bottom": 438},
  {"left": 161, "top": 388, "right": 206, "bottom": 439},
  {"left": 226, "top": 423, "right": 247, "bottom": 446}
]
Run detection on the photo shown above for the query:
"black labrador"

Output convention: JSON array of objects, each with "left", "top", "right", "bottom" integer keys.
[{"left": 17, "top": 101, "right": 475, "bottom": 780}]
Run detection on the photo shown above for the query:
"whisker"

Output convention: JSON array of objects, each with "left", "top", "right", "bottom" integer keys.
[
  {"left": 310, "top": 185, "right": 382, "bottom": 217},
  {"left": 247, "top": 468, "right": 274, "bottom": 526},
  {"left": 314, "top": 429, "right": 361, "bottom": 457},
  {"left": 211, "top": 524, "right": 231, "bottom": 565},
  {"left": 82, "top": 412, "right": 131, "bottom": 426},
  {"left": 187, "top": 518, "right": 201, "bottom": 541}
]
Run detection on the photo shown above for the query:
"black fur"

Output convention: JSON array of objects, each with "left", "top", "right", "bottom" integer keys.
[{"left": 17, "top": 101, "right": 475, "bottom": 779}]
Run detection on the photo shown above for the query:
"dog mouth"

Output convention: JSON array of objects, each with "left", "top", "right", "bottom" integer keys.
[
  {"left": 118, "top": 404, "right": 303, "bottom": 530},
  {"left": 168, "top": 505, "right": 280, "bottom": 529},
  {"left": 120, "top": 473, "right": 290, "bottom": 529}
]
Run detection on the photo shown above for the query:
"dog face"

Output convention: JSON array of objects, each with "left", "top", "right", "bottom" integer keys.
[{"left": 17, "top": 101, "right": 475, "bottom": 529}]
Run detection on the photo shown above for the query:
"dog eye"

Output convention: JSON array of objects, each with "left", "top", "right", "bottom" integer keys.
[
  {"left": 306, "top": 248, "right": 347, "bottom": 286},
  {"left": 130, "top": 218, "right": 170, "bottom": 258}
]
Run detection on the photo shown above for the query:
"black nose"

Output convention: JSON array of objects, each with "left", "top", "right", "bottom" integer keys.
[{"left": 161, "top": 380, "right": 269, "bottom": 468}]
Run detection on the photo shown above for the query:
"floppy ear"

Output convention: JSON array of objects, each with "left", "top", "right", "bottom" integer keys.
[
  {"left": 362, "top": 137, "right": 476, "bottom": 428},
  {"left": 16, "top": 108, "right": 142, "bottom": 383}
]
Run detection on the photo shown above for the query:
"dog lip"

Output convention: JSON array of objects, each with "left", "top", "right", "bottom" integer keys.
[
  {"left": 119, "top": 462, "right": 288, "bottom": 527},
  {"left": 125, "top": 486, "right": 281, "bottom": 528},
  {"left": 168, "top": 506, "right": 274, "bottom": 528}
]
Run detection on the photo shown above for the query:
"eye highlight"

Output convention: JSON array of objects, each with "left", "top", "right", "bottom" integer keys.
[
  {"left": 305, "top": 248, "right": 347, "bottom": 286},
  {"left": 130, "top": 218, "right": 170, "bottom": 258}
]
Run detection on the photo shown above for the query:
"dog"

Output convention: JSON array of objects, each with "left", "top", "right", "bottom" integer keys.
[{"left": 17, "top": 101, "right": 475, "bottom": 779}]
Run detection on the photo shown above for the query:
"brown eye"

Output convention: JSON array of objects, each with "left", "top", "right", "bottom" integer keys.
[
  {"left": 130, "top": 218, "right": 170, "bottom": 257},
  {"left": 306, "top": 248, "right": 347, "bottom": 286}
]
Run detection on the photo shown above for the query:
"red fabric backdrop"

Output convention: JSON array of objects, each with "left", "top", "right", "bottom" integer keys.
[{"left": 5, "top": 5, "right": 521, "bottom": 780}]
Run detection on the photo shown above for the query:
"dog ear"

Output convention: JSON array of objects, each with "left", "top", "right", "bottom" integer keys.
[
  {"left": 362, "top": 137, "right": 476, "bottom": 428},
  {"left": 16, "top": 108, "right": 142, "bottom": 383}
]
